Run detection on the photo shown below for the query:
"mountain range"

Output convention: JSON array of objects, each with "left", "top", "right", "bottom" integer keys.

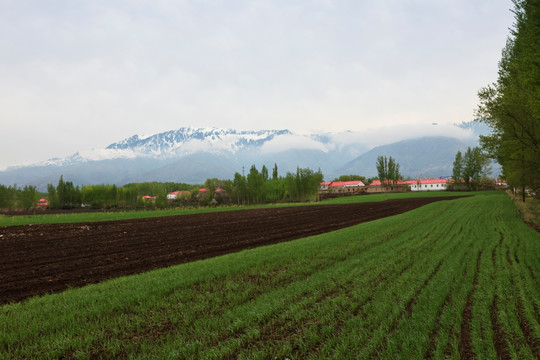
[{"left": 0, "top": 123, "right": 493, "bottom": 190}]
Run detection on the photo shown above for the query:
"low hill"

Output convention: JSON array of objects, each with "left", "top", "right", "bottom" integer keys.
[{"left": 337, "top": 136, "right": 469, "bottom": 178}]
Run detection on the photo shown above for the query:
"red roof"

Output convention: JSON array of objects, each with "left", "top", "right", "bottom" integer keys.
[
  {"left": 370, "top": 179, "right": 448, "bottom": 186},
  {"left": 331, "top": 181, "right": 364, "bottom": 187},
  {"left": 36, "top": 198, "right": 49, "bottom": 206},
  {"left": 321, "top": 181, "right": 365, "bottom": 187},
  {"left": 168, "top": 190, "right": 189, "bottom": 196},
  {"left": 408, "top": 179, "right": 448, "bottom": 185},
  {"left": 199, "top": 188, "right": 226, "bottom": 192},
  {"left": 370, "top": 180, "right": 408, "bottom": 186}
]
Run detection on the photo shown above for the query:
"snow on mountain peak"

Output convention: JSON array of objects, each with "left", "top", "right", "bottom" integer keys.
[
  {"left": 105, "top": 127, "right": 293, "bottom": 157},
  {"left": 9, "top": 123, "right": 478, "bottom": 173}
]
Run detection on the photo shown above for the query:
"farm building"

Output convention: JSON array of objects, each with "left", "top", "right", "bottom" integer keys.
[
  {"left": 197, "top": 188, "right": 226, "bottom": 196},
  {"left": 198, "top": 187, "right": 226, "bottom": 193},
  {"left": 407, "top": 179, "right": 448, "bottom": 191},
  {"left": 36, "top": 198, "right": 49, "bottom": 207},
  {"left": 367, "top": 179, "right": 449, "bottom": 193},
  {"left": 319, "top": 181, "right": 366, "bottom": 194},
  {"left": 167, "top": 191, "right": 190, "bottom": 200},
  {"left": 494, "top": 179, "right": 508, "bottom": 189},
  {"left": 366, "top": 180, "right": 410, "bottom": 193}
]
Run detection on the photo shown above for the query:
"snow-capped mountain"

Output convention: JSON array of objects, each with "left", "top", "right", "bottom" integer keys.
[
  {"left": 0, "top": 124, "right": 488, "bottom": 190},
  {"left": 106, "top": 128, "right": 293, "bottom": 157}
]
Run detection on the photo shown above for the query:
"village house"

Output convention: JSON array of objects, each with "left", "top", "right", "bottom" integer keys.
[
  {"left": 366, "top": 180, "right": 410, "bottom": 193},
  {"left": 36, "top": 198, "right": 49, "bottom": 207},
  {"left": 197, "top": 188, "right": 226, "bottom": 196},
  {"left": 494, "top": 179, "right": 508, "bottom": 189},
  {"left": 322, "top": 176, "right": 506, "bottom": 195},
  {"left": 407, "top": 179, "right": 448, "bottom": 191},
  {"left": 167, "top": 190, "right": 190, "bottom": 200},
  {"left": 367, "top": 178, "right": 449, "bottom": 193},
  {"left": 319, "top": 180, "right": 366, "bottom": 194}
]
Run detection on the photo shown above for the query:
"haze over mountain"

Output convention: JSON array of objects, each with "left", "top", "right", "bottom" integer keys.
[{"left": 0, "top": 123, "right": 491, "bottom": 190}]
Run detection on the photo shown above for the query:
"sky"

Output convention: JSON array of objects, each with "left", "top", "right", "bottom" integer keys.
[{"left": 0, "top": 0, "right": 515, "bottom": 169}]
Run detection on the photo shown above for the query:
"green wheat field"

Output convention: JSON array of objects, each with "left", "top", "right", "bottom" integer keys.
[{"left": 1, "top": 191, "right": 539, "bottom": 359}]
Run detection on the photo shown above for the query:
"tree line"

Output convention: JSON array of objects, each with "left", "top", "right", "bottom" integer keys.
[
  {"left": 476, "top": 0, "right": 540, "bottom": 200},
  {"left": 0, "top": 164, "right": 323, "bottom": 210},
  {"left": 197, "top": 164, "right": 323, "bottom": 206},
  {"left": 0, "top": 177, "right": 195, "bottom": 210},
  {"left": 0, "top": 184, "right": 40, "bottom": 210},
  {"left": 44, "top": 177, "right": 196, "bottom": 209}
]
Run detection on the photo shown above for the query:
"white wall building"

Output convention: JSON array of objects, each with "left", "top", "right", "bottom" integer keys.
[{"left": 407, "top": 179, "right": 448, "bottom": 191}]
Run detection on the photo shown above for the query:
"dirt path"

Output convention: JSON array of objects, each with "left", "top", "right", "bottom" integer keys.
[{"left": 0, "top": 197, "right": 460, "bottom": 305}]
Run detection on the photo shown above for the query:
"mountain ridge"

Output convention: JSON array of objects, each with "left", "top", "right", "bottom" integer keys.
[{"left": 0, "top": 124, "right": 488, "bottom": 189}]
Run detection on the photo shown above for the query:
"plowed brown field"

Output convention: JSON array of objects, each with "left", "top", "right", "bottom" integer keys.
[{"left": 0, "top": 197, "right": 459, "bottom": 304}]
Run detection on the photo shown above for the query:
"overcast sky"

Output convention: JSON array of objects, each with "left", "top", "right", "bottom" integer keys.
[{"left": 0, "top": 0, "right": 515, "bottom": 169}]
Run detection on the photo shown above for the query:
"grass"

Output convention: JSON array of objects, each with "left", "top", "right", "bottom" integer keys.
[
  {"left": 507, "top": 190, "right": 540, "bottom": 228},
  {"left": 0, "top": 190, "right": 472, "bottom": 227},
  {"left": 1, "top": 191, "right": 539, "bottom": 359}
]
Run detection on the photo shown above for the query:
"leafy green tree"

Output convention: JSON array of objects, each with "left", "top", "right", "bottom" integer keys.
[
  {"left": 452, "top": 151, "right": 463, "bottom": 183},
  {"left": 247, "top": 165, "right": 265, "bottom": 204},
  {"left": 233, "top": 172, "right": 248, "bottom": 205},
  {"left": 155, "top": 193, "right": 169, "bottom": 208},
  {"left": 284, "top": 167, "right": 323, "bottom": 202},
  {"left": 0, "top": 185, "right": 17, "bottom": 209},
  {"left": 284, "top": 172, "right": 298, "bottom": 200},
  {"left": 219, "top": 179, "right": 234, "bottom": 205},
  {"left": 203, "top": 178, "right": 224, "bottom": 205},
  {"left": 19, "top": 185, "right": 38, "bottom": 210},
  {"left": 376, "top": 156, "right": 388, "bottom": 185},
  {"left": 55, "top": 176, "right": 80, "bottom": 209},
  {"left": 476, "top": 0, "right": 540, "bottom": 199},
  {"left": 388, "top": 157, "right": 401, "bottom": 186},
  {"left": 265, "top": 178, "right": 286, "bottom": 203},
  {"left": 462, "top": 147, "right": 485, "bottom": 187},
  {"left": 47, "top": 183, "right": 59, "bottom": 209},
  {"left": 261, "top": 165, "right": 269, "bottom": 182},
  {"left": 272, "top": 163, "right": 279, "bottom": 180},
  {"left": 376, "top": 156, "right": 401, "bottom": 186}
]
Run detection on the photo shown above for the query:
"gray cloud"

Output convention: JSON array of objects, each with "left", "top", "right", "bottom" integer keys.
[{"left": 0, "top": 0, "right": 514, "bottom": 168}]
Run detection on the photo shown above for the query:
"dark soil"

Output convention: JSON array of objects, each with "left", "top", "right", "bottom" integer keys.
[{"left": 0, "top": 197, "right": 459, "bottom": 305}]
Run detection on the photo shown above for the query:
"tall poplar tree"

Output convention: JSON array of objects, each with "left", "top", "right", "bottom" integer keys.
[
  {"left": 272, "top": 163, "right": 278, "bottom": 180},
  {"left": 376, "top": 155, "right": 401, "bottom": 186},
  {"left": 476, "top": 0, "right": 540, "bottom": 198},
  {"left": 452, "top": 150, "right": 463, "bottom": 183}
]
